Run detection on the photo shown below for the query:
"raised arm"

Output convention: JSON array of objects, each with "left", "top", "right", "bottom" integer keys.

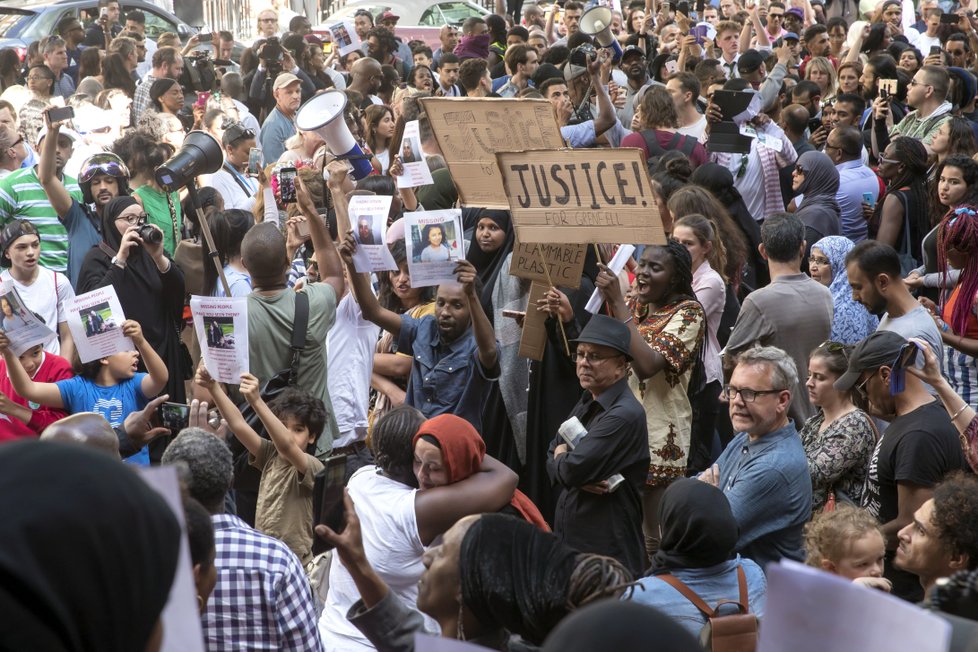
[
  {"left": 123, "top": 320, "right": 168, "bottom": 397},
  {"left": 37, "top": 113, "right": 74, "bottom": 219},
  {"left": 0, "top": 332, "right": 63, "bottom": 408},
  {"left": 455, "top": 259, "right": 498, "bottom": 372},
  {"left": 591, "top": 55, "right": 618, "bottom": 137},
  {"left": 296, "top": 175, "right": 344, "bottom": 299},
  {"left": 594, "top": 263, "right": 669, "bottom": 379},
  {"left": 337, "top": 232, "right": 403, "bottom": 334},
  {"left": 195, "top": 363, "right": 264, "bottom": 457},
  {"left": 239, "top": 372, "right": 309, "bottom": 471}
]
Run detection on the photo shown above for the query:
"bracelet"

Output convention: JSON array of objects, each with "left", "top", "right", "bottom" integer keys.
[
  {"left": 940, "top": 319, "right": 950, "bottom": 333},
  {"left": 623, "top": 315, "right": 634, "bottom": 324},
  {"left": 951, "top": 403, "right": 970, "bottom": 421}
]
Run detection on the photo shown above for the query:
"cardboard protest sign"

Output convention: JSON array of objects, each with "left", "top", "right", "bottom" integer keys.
[
  {"left": 349, "top": 195, "right": 398, "bottom": 273},
  {"left": 327, "top": 21, "right": 361, "bottom": 56},
  {"left": 420, "top": 97, "right": 564, "bottom": 208},
  {"left": 396, "top": 120, "right": 434, "bottom": 189},
  {"left": 0, "top": 282, "right": 56, "bottom": 355},
  {"left": 496, "top": 148, "right": 666, "bottom": 245},
  {"left": 190, "top": 296, "right": 249, "bottom": 384},
  {"left": 67, "top": 286, "right": 132, "bottom": 363},
  {"left": 518, "top": 281, "right": 551, "bottom": 362},
  {"left": 510, "top": 237, "right": 586, "bottom": 289},
  {"left": 404, "top": 209, "right": 465, "bottom": 287}
]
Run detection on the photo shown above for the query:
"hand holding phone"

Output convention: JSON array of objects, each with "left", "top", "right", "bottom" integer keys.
[
  {"left": 46, "top": 106, "right": 75, "bottom": 125},
  {"left": 158, "top": 402, "right": 191, "bottom": 433},
  {"left": 311, "top": 455, "right": 348, "bottom": 555},
  {"left": 277, "top": 166, "right": 297, "bottom": 204},
  {"left": 247, "top": 147, "right": 263, "bottom": 177}
]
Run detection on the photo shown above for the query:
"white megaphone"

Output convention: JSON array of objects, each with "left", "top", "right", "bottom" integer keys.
[
  {"left": 295, "top": 90, "right": 373, "bottom": 180},
  {"left": 580, "top": 5, "right": 623, "bottom": 60}
]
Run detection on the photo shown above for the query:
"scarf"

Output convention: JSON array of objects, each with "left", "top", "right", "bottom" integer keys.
[
  {"left": 812, "top": 236, "right": 878, "bottom": 344},
  {"left": 796, "top": 151, "right": 842, "bottom": 239},
  {"left": 414, "top": 414, "right": 550, "bottom": 531},
  {"left": 649, "top": 477, "right": 739, "bottom": 574},
  {"left": 464, "top": 208, "right": 514, "bottom": 319},
  {"left": 454, "top": 33, "right": 491, "bottom": 60}
]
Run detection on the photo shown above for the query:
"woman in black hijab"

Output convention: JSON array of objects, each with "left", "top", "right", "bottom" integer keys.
[
  {"left": 690, "top": 163, "right": 768, "bottom": 293},
  {"left": 77, "top": 196, "right": 187, "bottom": 449},
  {"left": 0, "top": 440, "right": 181, "bottom": 651},
  {"left": 626, "top": 478, "right": 767, "bottom": 637},
  {"left": 464, "top": 208, "right": 515, "bottom": 320}
]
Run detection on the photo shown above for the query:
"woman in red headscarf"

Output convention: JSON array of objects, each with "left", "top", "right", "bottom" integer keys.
[{"left": 413, "top": 414, "right": 550, "bottom": 531}]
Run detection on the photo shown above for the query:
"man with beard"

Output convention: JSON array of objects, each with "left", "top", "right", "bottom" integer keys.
[
  {"left": 834, "top": 330, "right": 967, "bottom": 602},
  {"left": 618, "top": 46, "right": 650, "bottom": 127},
  {"left": 37, "top": 121, "right": 128, "bottom": 288},
  {"left": 0, "top": 117, "right": 81, "bottom": 281},
  {"left": 845, "top": 241, "right": 944, "bottom": 368},
  {"left": 348, "top": 57, "right": 385, "bottom": 107}
]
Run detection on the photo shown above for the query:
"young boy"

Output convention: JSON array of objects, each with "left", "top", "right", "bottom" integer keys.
[
  {"left": 0, "top": 342, "right": 73, "bottom": 440},
  {"left": 0, "top": 320, "right": 167, "bottom": 464},
  {"left": 196, "top": 364, "right": 326, "bottom": 565}
]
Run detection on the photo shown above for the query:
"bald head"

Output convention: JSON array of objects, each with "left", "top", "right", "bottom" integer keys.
[
  {"left": 352, "top": 57, "right": 382, "bottom": 79},
  {"left": 241, "top": 222, "right": 288, "bottom": 286},
  {"left": 42, "top": 414, "right": 121, "bottom": 459},
  {"left": 781, "top": 103, "right": 810, "bottom": 136}
]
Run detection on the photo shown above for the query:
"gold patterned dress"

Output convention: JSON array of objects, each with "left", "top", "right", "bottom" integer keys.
[{"left": 627, "top": 298, "right": 706, "bottom": 487}]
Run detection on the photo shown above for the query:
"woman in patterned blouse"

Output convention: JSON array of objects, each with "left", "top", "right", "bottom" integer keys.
[
  {"left": 800, "top": 341, "right": 879, "bottom": 513},
  {"left": 594, "top": 240, "right": 705, "bottom": 560}
]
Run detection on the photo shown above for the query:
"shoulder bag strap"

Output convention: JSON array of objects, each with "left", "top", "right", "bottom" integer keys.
[
  {"left": 641, "top": 129, "right": 666, "bottom": 159},
  {"left": 657, "top": 574, "right": 717, "bottom": 617},
  {"left": 287, "top": 291, "right": 310, "bottom": 385},
  {"left": 737, "top": 564, "right": 749, "bottom": 612},
  {"left": 97, "top": 241, "right": 116, "bottom": 259}
]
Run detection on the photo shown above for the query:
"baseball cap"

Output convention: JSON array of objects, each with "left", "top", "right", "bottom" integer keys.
[
  {"left": 737, "top": 49, "right": 765, "bottom": 75},
  {"left": 783, "top": 31, "right": 800, "bottom": 42},
  {"left": 272, "top": 72, "right": 302, "bottom": 91},
  {"left": 621, "top": 45, "right": 645, "bottom": 60},
  {"left": 36, "top": 125, "right": 80, "bottom": 145},
  {"left": 379, "top": 10, "right": 400, "bottom": 22},
  {"left": 786, "top": 7, "right": 804, "bottom": 19},
  {"left": 0, "top": 220, "right": 39, "bottom": 268},
  {"left": 564, "top": 63, "right": 588, "bottom": 82},
  {"left": 833, "top": 330, "right": 907, "bottom": 391}
]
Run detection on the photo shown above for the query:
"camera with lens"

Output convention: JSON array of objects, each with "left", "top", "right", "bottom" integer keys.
[
  {"left": 259, "top": 36, "right": 285, "bottom": 75},
  {"left": 180, "top": 50, "right": 217, "bottom": 94},
  {"left": 138, "top": 223, "right": 163, "bottom": 245}
]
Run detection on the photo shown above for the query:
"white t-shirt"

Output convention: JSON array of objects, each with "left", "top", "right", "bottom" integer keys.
[
  {"left": 319, "top": 466, "right": 436, "bottom": 650},
  {"left": 678, "top": 114, "right": 708, "bottom": 143},
  {"left": 325, "top": 293, "right": 379, "bottom": 447},
  {"left": 1, "top": 268, "right": 74, "bottom": 355}
]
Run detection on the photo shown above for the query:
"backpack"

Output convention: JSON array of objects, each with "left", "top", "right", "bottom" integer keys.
[
  {"left": 641, "top": 129, "right": 699, "bottom": 172},
  {"left": 657, "top": 565, "right": 759, "bottom": 652}
]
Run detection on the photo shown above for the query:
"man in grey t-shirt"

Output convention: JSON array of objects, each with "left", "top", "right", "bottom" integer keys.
[{"left": 845, "top": 241, "right": 943, "bottom": 369}]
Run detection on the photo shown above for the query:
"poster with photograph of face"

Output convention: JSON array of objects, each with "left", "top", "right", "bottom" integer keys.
[
  {"left": 191, "top": 296, "right": 249, "bottom": 384},
  {"left": 396, "top": 120, "right": 434, "bottom": 189},
  {"left": 329, "top": 20, "right": 361, "bottom": 56},
  {"left": 349, "top": 194, "right": 398, "bottom": 274},
  {"left": 0, "top": 282, "right": 55, "bottom": 356},
  {"left": 404, "top": 209, "right": 464, "bottom": 287},
  {"left": 66, "top": 286, "right": 133, "bottom": 363}
]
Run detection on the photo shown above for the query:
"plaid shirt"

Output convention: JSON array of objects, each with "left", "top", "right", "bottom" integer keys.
[
  {"left": 203, "top": 514, "right": 324, "bottom": 651},
  {"left": 132, "top": 73, "right": 157, "bottom": 122}
]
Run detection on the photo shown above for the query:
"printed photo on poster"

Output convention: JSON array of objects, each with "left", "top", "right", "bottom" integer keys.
[
  {"left": 0, "top": 282, "right": 56, "bottom": 355},
  {"left": 349, "top": 195, "right": 398, "bottom": 274},
  {"left": 396, "top": 121, "right": 434, "bottom": 189},
  {"left": 191, "top": 296, "right": 249, "bottom": 384},
  {"left": 66, "top": 286, "right": 133, "bottom": 363},
  {"left": 404, "top": 209, "right": 464, "bottom": 287},
  {"left": 329, "top": 21, "right": 361, "bottom": 56}
]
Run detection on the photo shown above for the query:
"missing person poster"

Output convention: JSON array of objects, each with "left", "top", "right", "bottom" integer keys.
[
  {"left": 190, "top": 296, "right": 249, "bottom": 384},
  {"left": 0, "top": 282, "right": 56, "bottom": 355},
  {"left": 66, "top": 286, "right": 132, "bottom": 363},
  {"left": 396, "top": 120, "right": 433, "bottom": 189},
  {"left": 349, "top": 194, "right": 398, "bottom": 274},
  {"left": 404, "top": 209, "right": 464, "bottom": 287},
  {"left": 328, "top": 20, "right": 361, "bottom": 56}
]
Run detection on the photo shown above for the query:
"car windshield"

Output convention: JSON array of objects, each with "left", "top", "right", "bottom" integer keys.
[
  {"left": 419, "top": 2, "right": 484, "bottom": 26},
  {"left": 0, "top": 11, "right": 34, "bottom": 38}
]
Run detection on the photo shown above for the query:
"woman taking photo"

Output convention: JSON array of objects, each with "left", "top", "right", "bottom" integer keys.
[
  {"left": 869, "top": 136, "right": 929, "bottom": 271},
  {"left": 364, "top": 104, "right": 395, "bottom": 174},
  {"left": 809, "top": 236, "right": 878, "bottom": 344},
  {"left": 799, "top": 341, "right": 877, "bottom": 513},
  {"left": 595, "top": 241, "right": 705, "bottom": 558}
]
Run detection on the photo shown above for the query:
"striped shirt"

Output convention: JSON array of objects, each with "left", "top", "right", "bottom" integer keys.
[{"left": 0, "top": 167, "right": 82, "bottom": 273}]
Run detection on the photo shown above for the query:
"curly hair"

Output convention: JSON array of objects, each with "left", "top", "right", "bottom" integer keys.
[
  {"left": 638, "top": 86, "right": 679, "bottom": 130},
  {"left": 268, "top": 388, "right": 328, "bottom": 449},
  {"left": 161, "top": 427, "right": 234, "bottom": 514},
  {"left": 932, "top": 472, "right": 978, "bottom": 571},
  {"left": 805, "top": 504, "right": 884, "bottom": 567}
]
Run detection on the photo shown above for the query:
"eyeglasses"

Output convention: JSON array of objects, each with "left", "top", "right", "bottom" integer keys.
[
  {"left": 116, "top": 212, "right": 148, "bottom": 226},
  {"left": 721, "top": 385, "right": 785, "bottom": 402},
  {"left": 768, "top": 12, "right": 784, "bottom": 18},
  {"left": 79, "top": 154, "right": 130, "bottom": 183},
  {"left": 794, "top": 166, "right": 806, "bottom": 175},
  {"left": 854, "top": 372, "right": 873, "bottom": 401},
  {"left": 878, "top": 155, "right": 899, "bottom": 164},
  {"left": 7, "top": 137, "right": 22, "bottom": 149},
  {"left": 810, "top": 255, "right": 831, "bottom": 266},
  {"left": 259, "top": 16, "right": 278, "bottom": 22},
  {"left": 572, "top": 350, "right": 624, "bottom": 364},
  {"left": 26, "top": 75, "right": 52, "bottom": 82},
  {"left": 909, "top": 79, "right": 932, "bottom": 89}
]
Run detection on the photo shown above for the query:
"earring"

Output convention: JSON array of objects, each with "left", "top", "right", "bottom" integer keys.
[{"left": 456, "top": 602, "right": 466, "bottom": 640}]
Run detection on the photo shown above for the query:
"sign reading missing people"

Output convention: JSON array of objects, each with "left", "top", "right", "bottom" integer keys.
[
  {"left": 496, "top": 148, "right": 667, "bottom": 245},
  {"left": 420, "top": 98, "right": 564, "bottom": 208},
  {"left": 67, "top": 286, "right": 132, "bottom": 363},
  {"left": 190, "top": 296, "right": 249, "bottom": 384}
]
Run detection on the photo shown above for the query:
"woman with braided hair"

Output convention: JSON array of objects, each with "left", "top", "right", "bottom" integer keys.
[
  {"left": 318, "top": 504, "right": 632, "bottom": 651},
  {"left": 594, "top": 240, "right": 706, "bottom": 560},
  {"left": 870, "top": 137, "right": 930, "bottom": 272}
]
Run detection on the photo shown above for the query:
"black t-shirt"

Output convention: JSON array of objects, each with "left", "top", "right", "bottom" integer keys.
[{"left": 863, "top": 400, "right": 968, "bottom": 525}]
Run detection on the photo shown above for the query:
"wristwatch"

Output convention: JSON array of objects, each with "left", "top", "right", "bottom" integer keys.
[{"left": 111, "top": 256, "right": 126, "bottom": 269}]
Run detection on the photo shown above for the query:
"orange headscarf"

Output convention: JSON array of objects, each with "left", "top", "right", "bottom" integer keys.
[{"left": 413, "top": 414, "right": 550, "bottom": 531}]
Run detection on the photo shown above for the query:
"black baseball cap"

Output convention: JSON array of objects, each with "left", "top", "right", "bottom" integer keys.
[
  {"left": 834, "top": 330, "right": 907, "bottom": 391},
  {"left": 737, "top": 49, "right": 766, "bottom": 75}
]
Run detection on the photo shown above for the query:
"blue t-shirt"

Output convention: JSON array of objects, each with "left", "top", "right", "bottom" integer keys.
[
  {"left": 63, "top": 199, "right": 102, "bottom": 289},
  {"left": 57, "top": 372, "right": 151, "bottom": 465}
]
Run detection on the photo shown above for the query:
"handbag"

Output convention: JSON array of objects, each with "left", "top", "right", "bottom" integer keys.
[{"left": 230, "top": 291, "right": 310, "bottom": 491}]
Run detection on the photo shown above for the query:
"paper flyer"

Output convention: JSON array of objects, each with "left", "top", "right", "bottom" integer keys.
[
  {"left": 66, "top": 286, "right": 132, "bottom": 363},
  {"left": 405, "top": 209, "right": 464, "bottom": 288},
  {"left": 585, "top": 244, "right": 635, "bottom": 314},
  {"left": 328, "top": 20, "right": 361, "bottom": 56},
  {"left": 190, "top": 296, "right": 249, "bottom": 384},
  {"left": 396, "top": 120, "right": 434, "bottom": 189},
  {"left": 0, "top": 282, "right": 56, "bottom": 355},
  {"left": 349, "top": 194, "right": 398, "bottom": 274}
]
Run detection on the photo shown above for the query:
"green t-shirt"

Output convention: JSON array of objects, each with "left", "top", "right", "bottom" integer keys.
[
  {"left": 0, "top": 167, "right": 82, "bottom": 273},
  {"left": 133, "top": 184, "right": 181, "bottom": 255}
]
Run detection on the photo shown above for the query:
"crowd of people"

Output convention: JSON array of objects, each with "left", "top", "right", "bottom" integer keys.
[{"left": 3, "top": 0, "right": 978, "bottom": 648}]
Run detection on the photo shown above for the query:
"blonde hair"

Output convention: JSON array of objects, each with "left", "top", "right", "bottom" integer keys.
[
  {"left": 805, "top": 56, "right": 838, "bottom": 100},
  {"left": 804, "top": 504, "right": 883, "bottom": 568}
]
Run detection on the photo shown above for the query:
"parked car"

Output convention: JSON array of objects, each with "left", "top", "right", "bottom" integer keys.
[
  {"left": 316, "top": 0, "right": 488, "bottom": 50},
  {"left": 0, "top": 0, "right": 195, "bottom": 59}
]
